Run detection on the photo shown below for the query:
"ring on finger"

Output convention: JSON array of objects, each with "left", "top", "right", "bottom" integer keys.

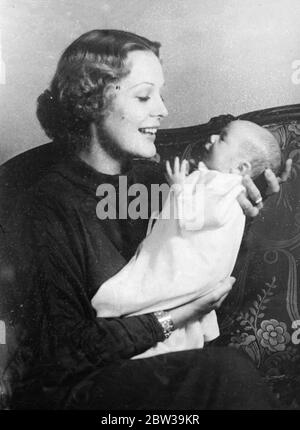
[{"left": 254, "top": 196, "right": 263, "bottom": 205}]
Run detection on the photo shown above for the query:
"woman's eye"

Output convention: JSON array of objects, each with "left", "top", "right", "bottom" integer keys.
[{"left": 137, "top": 96, "right": 150, "bottom": 102}]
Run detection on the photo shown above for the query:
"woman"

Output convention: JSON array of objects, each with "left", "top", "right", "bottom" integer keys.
[{"left": 3, "top": 29, "right": 289, "bottom": 409}]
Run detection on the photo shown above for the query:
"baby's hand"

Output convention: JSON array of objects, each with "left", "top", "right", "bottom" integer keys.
[{"left": 166, "top": 157, "right": 189, "bottom": 186}]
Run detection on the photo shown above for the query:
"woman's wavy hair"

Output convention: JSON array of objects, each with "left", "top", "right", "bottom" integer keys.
[{"left": 37, "top": 29, "right": 161, "bottom": 152}]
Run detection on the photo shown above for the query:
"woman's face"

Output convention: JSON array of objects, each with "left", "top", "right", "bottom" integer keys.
[{"left": 100, "top": 50, "right": 168, "bottom": 159}]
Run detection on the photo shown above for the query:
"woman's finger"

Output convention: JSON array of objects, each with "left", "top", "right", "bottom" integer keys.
[
  {"left": 264, "top": 168, "right": 280, "bottom": 194},
  {"left": 210, "top": 276, "right": 235, "bottom": 301},
  {"left": 278, "top": 158, "right": 292, "bottom": 184},
  {"left": 237, "top": 190, "right": 260, "bottom": 217},
  {"left": 205, "top": 277, "right": 235, "bottom": 310},
  {"left": 264, "top": 159, "right": 292, "bottom": 196},
  {"left": 218, "top": 275, "right": 236, "bottom": 292},
  {"left": 241, "top": 175, "right": 263, "bottom": 207},
  {"left": 212, "top": 292, "right": 230, "bottom": 309}
]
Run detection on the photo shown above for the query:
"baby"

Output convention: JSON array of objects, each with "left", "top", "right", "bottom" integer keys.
[{"left": 92, "top": 120, "right": 281, "bottom": 358}]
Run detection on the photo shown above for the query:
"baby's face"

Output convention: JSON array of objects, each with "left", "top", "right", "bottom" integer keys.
[{"left": 202, "top": 127, "right": 243, "bottom": 173}]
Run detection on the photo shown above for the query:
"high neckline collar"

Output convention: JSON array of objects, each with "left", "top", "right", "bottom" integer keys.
[{"left": 52, "top": 154, "right": 135, "bottom": 193}]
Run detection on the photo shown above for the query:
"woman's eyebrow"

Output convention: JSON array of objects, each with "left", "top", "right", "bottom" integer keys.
[{"left": 129, "top": 82, "right": 154, "bottom": 89}]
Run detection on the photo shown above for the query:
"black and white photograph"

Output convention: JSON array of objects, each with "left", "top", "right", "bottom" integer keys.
[{"left": 0, "top": 0, "right": 299, "bottom": 414}]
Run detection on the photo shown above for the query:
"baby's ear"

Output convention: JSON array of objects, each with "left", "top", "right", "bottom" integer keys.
[
  {"left": 205, "top": 134, "right": 219, "bottom": 150},
  {"left": 210, "top": 134, "right": 219, "bottom": 144},
  {"left": 238, "top": 161, "right": 252, "bottom": 176}
]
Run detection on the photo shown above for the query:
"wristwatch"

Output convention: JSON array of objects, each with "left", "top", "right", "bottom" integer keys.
[{"left": 154, "top": 310, "right": 175, "bottom": 339}]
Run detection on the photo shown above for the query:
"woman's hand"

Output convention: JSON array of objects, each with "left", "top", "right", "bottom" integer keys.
[
  {"left": 237, "top": 159, "right": 292, "bottom": 217},
  {"left": 169, "top": 276, "right": 235, "bottom": 330}
]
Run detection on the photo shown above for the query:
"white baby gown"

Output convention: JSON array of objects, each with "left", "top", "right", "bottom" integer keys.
[{"left": 92, "top": 163, "right": 246, "bottom": 359}]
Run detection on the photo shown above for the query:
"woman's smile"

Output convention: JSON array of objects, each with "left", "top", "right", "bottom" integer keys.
[{"left": 138, "top": 127, "right": 158, "bottom": 136}]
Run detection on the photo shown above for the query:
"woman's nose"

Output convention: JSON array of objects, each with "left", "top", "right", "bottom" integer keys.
[
  {"left": 151, "top": 96, "right": 168, "bottom": 118},
  {"left": 159, "top": 99, "right": 168, "bottom": 118}
]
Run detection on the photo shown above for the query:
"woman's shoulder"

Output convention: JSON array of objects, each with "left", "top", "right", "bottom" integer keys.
[{"left": 23, "top": 164, "right": 82, "bottom": 219}]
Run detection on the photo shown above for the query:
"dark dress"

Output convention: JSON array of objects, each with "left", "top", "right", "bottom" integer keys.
[{"left": 1, "top": 154, "right": 278, "bottom": 410}]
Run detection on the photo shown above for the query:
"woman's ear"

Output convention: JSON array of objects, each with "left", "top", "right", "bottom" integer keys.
[{"left": 238, "top": 161, "right": 252, "bottom": 176}]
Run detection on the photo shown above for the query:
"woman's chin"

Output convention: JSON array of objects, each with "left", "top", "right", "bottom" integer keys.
[{"left": 136, "top": 144, "right": 157, "bottom": 159}]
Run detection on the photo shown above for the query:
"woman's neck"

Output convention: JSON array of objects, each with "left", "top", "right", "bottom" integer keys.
[
  {"left": 78, "top": 146, "right": 123, "bottom": 175},
  {"left": 78, "top": 126, "right": 127, "bottom": 175}
]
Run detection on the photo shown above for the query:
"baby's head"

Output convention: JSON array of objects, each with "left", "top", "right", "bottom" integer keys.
[{"left": 202, "top": 120, "right": 281, "bottom": 178}]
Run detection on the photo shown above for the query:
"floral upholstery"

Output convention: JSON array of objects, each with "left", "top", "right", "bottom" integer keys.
[
  {"left": 156, "top": 105, "right": 300, "bottom": 409},
  {"left": 216, "top": 122, "right": 300, "bottom": 409}
]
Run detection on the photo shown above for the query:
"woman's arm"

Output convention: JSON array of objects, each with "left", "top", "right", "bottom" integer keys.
[
  {"left": 5, "top": 192, "right": 166, "bottom": 369},
  {"left": 7, "top": 190, "right": 236, "bottom": 367}
]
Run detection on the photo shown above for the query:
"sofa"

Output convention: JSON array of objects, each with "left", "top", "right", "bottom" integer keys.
[{"left": 0, "top": 103, "right": 300, "bottom": 409}]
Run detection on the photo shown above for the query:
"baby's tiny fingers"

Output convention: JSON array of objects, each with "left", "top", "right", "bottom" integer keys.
[
  {"left": 180, "top": 159, "right": 188, "bottom": 175},
  {"left": 185, "top": 160, "right": 190, "bottom": 175},
  {"left": 174, "top": 156, "right": 180, "bottom": 174},
  {"left": 166, "top": 160, "right": 173, "bottom": 178}
]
